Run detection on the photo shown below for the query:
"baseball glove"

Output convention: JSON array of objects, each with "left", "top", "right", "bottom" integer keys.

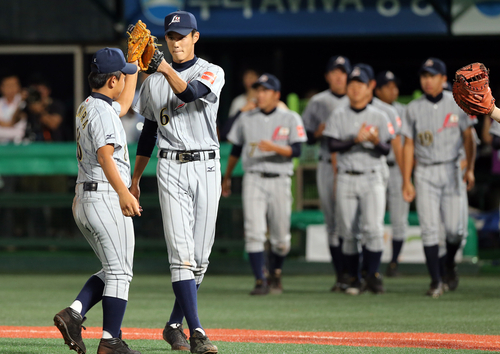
[
  {"left": 452, "top": 62, "right": 495, "bottom": 116},
  {"left": 127, "top": 20, "right": 151, "bottom": 65},
  {"left": 142, "top": 36, "right": 165, "bottom": 74}
]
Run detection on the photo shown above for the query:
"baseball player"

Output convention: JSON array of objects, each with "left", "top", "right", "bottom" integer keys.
[
  {"left": 374, "top": 70, "right": 409, "bottom": 277},
  {"left": 130, "top": 11, "right": 223, "bottom": 354},
  {"left": 53, "top": 48, "right": 141, "bottom": 354},
  {"left": 323, "top": 66, "right": 394, "bottom": 295},
  {"left": 301, "top": 55, "right": 352, "bottom": 292},
  {"left": 222, "top": 73, "right": 307, "bottom": 295},
  {"left": 402, "top": 58, "right": 476, "bottom": 298}
]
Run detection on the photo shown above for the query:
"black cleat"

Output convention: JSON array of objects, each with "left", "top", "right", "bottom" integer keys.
[
  {"left": 426, "top": 281, "right": 444, "bottom": 299},
  {"left": 345, "top": 277, "right": 365, "bottom": 296},
  {"left": 385, "top": 262, "right": 401, "bottom": 277},
  {"left": 97, "top": 337, "right": 141, "bottom": 354},
  {"left": 250, "top": 279, "right": 269, "bottom": 295},
  {"left": 163, "top": 323, "right": 190, "bottom": 351},
  {"left": 189, "top": 329, "right": 218, "bottom": 354},
  {"left": 366, "top": 273, "right": 385, "bottom": 294},
  {"left": 268, "top": 269, "right": 283, "bottom": 295},
  {"left": 53, "top": 307, "right": 87, "bottom": 354},
  {"left": 444, "top": 263, "right": 459, "bottom": 291}
]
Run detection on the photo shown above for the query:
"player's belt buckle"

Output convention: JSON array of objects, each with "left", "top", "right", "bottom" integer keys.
[{"left": 178, "top": 152, "right": 195, "bottom": 163}]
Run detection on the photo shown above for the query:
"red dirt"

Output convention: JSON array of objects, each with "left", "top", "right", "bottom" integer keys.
[{"left": 1, "top": 326, "right": 500, "bottom": 351}]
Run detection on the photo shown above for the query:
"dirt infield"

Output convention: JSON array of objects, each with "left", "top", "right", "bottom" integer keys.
[{"left": 1, "top": 326, "right": 500, "bottom": 351}]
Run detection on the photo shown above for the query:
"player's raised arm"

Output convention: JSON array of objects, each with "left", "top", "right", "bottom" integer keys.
[
  {"left": 462, "top": 126, "right": 476, "bottom": 191},
  {"left": 115, "top": 60, "right": 139, "bottom": 117}
]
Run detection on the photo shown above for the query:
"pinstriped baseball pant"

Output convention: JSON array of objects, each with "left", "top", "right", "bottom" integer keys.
[
  {"left": 242, "top": 173, "right": 292, "bottom": 257},
  {"left": 336, "top": 170, "right": 386, "bottom": 255},
  {"left": 414, "top": 162, "right": 465, "bottom": 247},
  {"left": 387, "top": 165, "right": 410, "bottom": 241},
  {"left": 157, "top": 157, "right": 221, "bottom": 284},
  {"left": 72, "top": 183, "right": 134, "bottom": 301},
  {"left": 317, "top": 160, "right": 339, "bottom": 246}
]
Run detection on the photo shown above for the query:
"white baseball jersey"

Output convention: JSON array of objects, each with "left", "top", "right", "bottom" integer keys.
[
  {"left": 372, "top": 97, "right": 402, "bottom": 164},
  {"left": 134, "top": 57, "right": 224, "bottom": 152},
  {"left": 227, "top": 107, "right": 307, "bottom": 176},
  {"left": 76, "top": 93, "right": 131, "bottom": 186},
  {"left": 301, "top": 90, "right": 349, "bottom": 160},
  {"left": 323, "top": 105, "right": 394, "bottom": 172}
]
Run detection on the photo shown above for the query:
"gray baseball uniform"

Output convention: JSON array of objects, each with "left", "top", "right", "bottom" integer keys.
[
  {"left": 301, "top": 90, "right": 349, "bottom": 246},
  {"left": 402, "top": 91, "right": 474, "bottom": 246},
  {"left": 74, "top": 93, "right": 134, "bottom": 300},
  {"left": 227, "top": 107, "right": 307, "bottom": 256},
  {"left": 134, "top": 57, "right": 225, "bottom": 284},
  {"left": 323, "top": 105, "right": 393, "bottom": 255}
]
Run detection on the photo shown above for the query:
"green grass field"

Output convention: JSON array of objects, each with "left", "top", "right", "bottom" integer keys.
[{"left": 1, "top": 273, "right": 499, "bottom": 353}]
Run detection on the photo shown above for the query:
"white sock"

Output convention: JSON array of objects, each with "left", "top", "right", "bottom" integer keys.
[
  {"left": 102, "top": 330, "right": 113, "bottom": 339},
  {"left": 170, "top": 323, "right": 181, "bottom": 329},
  {"left": 195, "top": 328, "right": 205, "bottom": 336},
  {"left": 70, "top": 300, "right": 83, "bottom": 315}
]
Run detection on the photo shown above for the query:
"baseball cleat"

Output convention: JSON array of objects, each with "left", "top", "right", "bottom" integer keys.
[
  {"left": 366, "top": 273, "right": 385, "bottom": 294},
  {"left": 268, "top": 269, "right": 283, "bottom": 295},
  {"left": 345, "top": 278, "right": 365, "bottom": 296},
  {"left": 163, "top": 323, "right": 190, "bottom": 351},
  {"left": 385, "top": 262, "right": 401, "bottom": 277},
  {"left": 426, "top": 281, "right": 444, "bottom": 299},
  {"left": 444, "top": 263, "right": 459, "bottom": 291},
  {"left": 331, "top": 273, "right": 350, "bottom": 292},
  {"left": 249, "top": 279, "right": 269, "bottom": 295},
  {"left": 189, "top": 329, "right": 218, "bottom": 354},
  {"left": 97, "top": 337, "right": 141, "bottom": 354},
  {"left": 53, "top": 307, "right": 87, "bottom": 354}
]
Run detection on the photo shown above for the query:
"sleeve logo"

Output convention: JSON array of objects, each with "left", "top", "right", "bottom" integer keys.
[
  {"left": 387, "top": 122, "right": 395, "bottom": 135},
  {"left": 297, "top": 125, "right": 305, "bottom": 137},
  {"left": 396, "top": 116, "right": 402, "bottom": 128},
  {"left": 201, "top": 72, "right": 216, "bottom": 84}
]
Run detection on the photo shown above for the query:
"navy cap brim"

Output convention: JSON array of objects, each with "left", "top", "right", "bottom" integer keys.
[
  {"left": 252, "top": 82, "right": 278, "bottom": 91},
  {"left": 419, "top": 68, "right": 441, "bottom": 75},
  {"left": 121, "top": 63, "right": 137, "bottom": 75},
  {"left": 165, "top": 28, "right": 193, "bottom": 36}
]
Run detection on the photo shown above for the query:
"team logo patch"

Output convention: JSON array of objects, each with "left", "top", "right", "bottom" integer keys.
[
  {"left": 272, "top": 126, "right": 290, "bottom": 141},
  {"left": 438, "top": 113, "right": 459, "bottom": 132},
  {"left": 175, "top": 103, "right": 185, "bottom": 110},
  {"left": 297, "top": 125, "right": 305, "bottom": 138},
  {"left": 169, "top": 15, "right": 181, "bottom": 25},
  {"left": 387, "top": 122, "right": 395, "bottom": 135},
  {"left": 396, "top": 116, "right": 402, "bottom": 128},
  {"left": 201, "top": 72, "right": 216, "bottom": 84}
]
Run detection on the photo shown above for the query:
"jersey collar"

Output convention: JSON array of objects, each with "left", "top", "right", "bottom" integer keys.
[
  {"left": 425, "top": 92, "right": 443, "bottom": 104},
  {"left": 350, "top": 105, "right": 367, "bottom": 113},
  {"left": 91, "top": 92, "right": 113, "bottom": 106},
  {"left": 261, "top": 107, "right": 277, "bottom": 115},
  {"left": 330, "top": 91, "right": 345, "bottom": 99},
  {"left": 172, "top": 56, "right": 198, "bottom": 72}
]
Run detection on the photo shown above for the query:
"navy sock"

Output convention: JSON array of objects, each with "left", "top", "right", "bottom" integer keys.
[
  {"left": 269, "top": 251, "right": 285, "bottom": 274},
  {"left": 365, "top": 250, "right": 383, "bottom": 276},
  {"left": 361, "top": 246, "right": 368, "bottom": 275},
  {"left": 344, "top": 254, "right": 360, "bottom": 279},
  {"left": 446, "top": 241, "right": 460, "bottom": 267},
  {"left": 248, "top": 252, "right": 265, "bottom": 280},
  {"left": 75, "top": 275, "right": 105, "bottom": 317},
  {"left": 423, "top": 245, "right": 441, "bottom": 283},
  {"left": 329, "top": 238, "right": 345, "bottom": 277},
  {"left": 102, "top": 296, "right": 127, "bottom": 339},
  {"left": 172, "top": 280, "right": 202, "bottom": 335},
  {"left": 439, "top": 255, "right": 446, "bottom": 280},
  {"left": 391, "top": 240, "right": 404, "bottom": 264},
  {"left": 168, "top": 284, "right": 200, "bottom": 326}
]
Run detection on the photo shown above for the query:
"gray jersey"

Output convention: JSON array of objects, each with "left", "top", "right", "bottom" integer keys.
[
  {"left": 301, "top": 90, "right": 349, "bottom": 160},
  {"left": 323, "top": 105, "right": 394, "bottom": 172},
  {"left": 134, "top": 57, "right": 225, "bottom": 152},
  {"left": 372, "top": 97, "right": 402, "bottom": 163},
  {"left": 75, "top": 95, "right": 130, "bottom": 186},
  {"left": 490, "top": 119, "right": 500, "bottom": 137},
  {"left": 227, "top": 107, "right": 307, "bottom": 176},
  {"left": 402, "top": 91, "right": 473, "bottom": 164}
]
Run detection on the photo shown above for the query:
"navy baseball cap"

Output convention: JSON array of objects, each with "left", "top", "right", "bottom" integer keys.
[
  {"left": 419, "top": 58, "right": 446, "bottom": 75},
  {"left": 252, "top": 73, "right": 281, "bottom": 92},
  {"left": 376, "top": 70, "right": 400, "bottom": 88},
  {"left": 356, "top": 63, "right": 374, "bottom": 81},
  {"left": 326, "top": 55, "right": 352, "bottom": 74},
  {"left": 91, "top": 48, "right": 136, "bottom": 75},
  {"left": 164, "top": 11, "right": 197, "bottom": 36},
  {"left": 348, "top": 66, "right": 370, "bottom": 84}
]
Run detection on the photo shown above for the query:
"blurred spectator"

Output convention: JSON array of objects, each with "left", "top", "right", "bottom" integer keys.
[
  {"left": 20, "top": 78, "right": 69, "bottom": 142},
  {"left": 228, "top": 68, "right": 259, "bottom": 117},
  {"left": 0, "top": 74, "right": 26, "bottom": 143}
]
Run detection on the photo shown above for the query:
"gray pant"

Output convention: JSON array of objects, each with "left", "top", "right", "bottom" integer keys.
[
  {"left": 317, "top": 160, "right": 338, "bottom": 246},
  {"left": 387, "top": 165, "right": 410, "bottom": 241},
  {"left": 243, "top": 173, "right": 292, "bottom": 256},
  {"left": 73, "top": 183, "right": 135, "bottom": 301}
]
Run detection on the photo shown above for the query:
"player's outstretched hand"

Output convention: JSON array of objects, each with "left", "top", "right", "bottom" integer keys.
[
  {"left": 119, "top": 190, "right": 142, "bottom": 217},
  {"left": 463, "top": 169, "right": 475, "bottom": 191},
  {"left": 222, "top": 177, "right": 231, "bottom": 197},
  {"left": 402, "top": 182, "right": 416, "bottom": 203}
]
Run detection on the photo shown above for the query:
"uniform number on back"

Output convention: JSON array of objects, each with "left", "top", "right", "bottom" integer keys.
[
  {"left": 417, "top": 130, "right": 433, "bottom": 147},
  {"left": 160, "top": 108, "right": 170, "bottom": 125},
  {"left": 76, "top": 128, "right": 83, "bottom": 161}
]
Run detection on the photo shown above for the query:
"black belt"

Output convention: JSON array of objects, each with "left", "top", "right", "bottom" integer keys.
[
  {"left": 387, "top": 161, "right": 395, "bottom": 167},
  {"left": 318, "top": 156, "right": 332, "bottom": 163},
  {"left": 83, "top": 182, "right": 98, "bottom": 191},
  {"left": 342, "top": 170, "right": 375, "bottom": 175},
  {"left": 159, "top": 150, "right": 215, "bottom": 162},
  {"left": 254, "top": 172, "right": 282, "bottom": 178}
]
